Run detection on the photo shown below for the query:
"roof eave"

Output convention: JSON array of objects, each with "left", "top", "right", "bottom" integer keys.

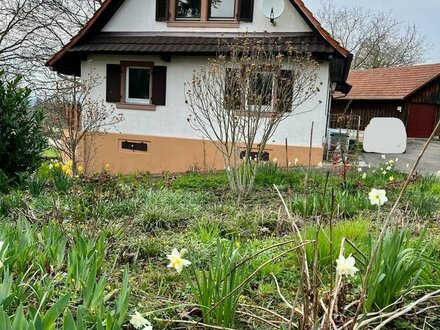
[{"left": 46, "top": 0, "right": 124, "bottom": 74}]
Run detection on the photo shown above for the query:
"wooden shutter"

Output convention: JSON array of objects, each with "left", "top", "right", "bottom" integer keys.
[
  {"left": 152, "top": 66, "right": 167, "bottom": 106},
  {"left": 238, "top": 0, "right": 254, "bottom": 22},
  {"left": 224, "top": 68, "right": 242, "bottom": 110},
  {"left": 278, "top": 70, "right": 293, "bottom": 112},
  {"left": 106, "top": 64, "right": 121, "bottom": 103},
  {"left": 156, "top": 0, "right": 169, "bottom": 21},
  {"left": 64, "top": 104, "right": 81, "bottom": 130}
]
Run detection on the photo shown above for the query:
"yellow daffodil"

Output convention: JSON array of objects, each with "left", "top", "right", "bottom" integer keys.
[
  {"left": 368, "top": 188, "right": 388, "bottom": 206},
  {"left": 389, "top": 176, "right": 394, "bottom": 182},
  {"left": 167, "top": 248, "right": 191, "bottom": 273},
  {"left": 130, "top": 311, "right": 152, "bottom": 330},
  {"left": 77, "top": 165, "right": 83, "bottom": 173},
  {"left": 336, "top": 254, "right": 359, "bottom": 276}
]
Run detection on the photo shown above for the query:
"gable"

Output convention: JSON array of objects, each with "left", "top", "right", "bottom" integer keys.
[
  {"left": 47, "top": 0, "right": 352, "bottom": 91},
  {"left": 102, "top": 0, "right": 312, "bottom": 33}
]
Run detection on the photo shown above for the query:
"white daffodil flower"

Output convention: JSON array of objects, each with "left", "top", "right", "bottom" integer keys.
[
  {"left": 167, "top": 248, "right": 191, "bottom": 273},
  {"left": 368, "top": 188, "right": 388, "bottom": 206},
  {"left": 336, "top": 254, "right": 359, "bottom": 276},
  {"left": 130, "top": 311, "right": 152, "bottom": 330}
]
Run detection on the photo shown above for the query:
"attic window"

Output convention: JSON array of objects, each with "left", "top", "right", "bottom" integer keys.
[
  {"left": 177, "top": 0, "right": 201, "bottom": 18},
  {"left": 156, "top": 0, "right": 253, "bottom": 23},
  {"left": 210, "top": 0, "right": 236, "bottom": 19}
]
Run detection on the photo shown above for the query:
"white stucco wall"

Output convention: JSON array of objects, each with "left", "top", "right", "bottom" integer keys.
[
  {"left": 102, "top": 0, "right": 312, "bottom": 33},
  {"left": 82, "top": 54, "right": 329, "bottom": 147}
]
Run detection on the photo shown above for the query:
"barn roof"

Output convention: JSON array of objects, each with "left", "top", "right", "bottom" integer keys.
[{"left": 336, "top": 63, "right": 440, "bottom": 100}]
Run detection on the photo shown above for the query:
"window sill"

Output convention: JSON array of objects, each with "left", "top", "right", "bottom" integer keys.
[
  {"left": 116, "top": 102, "right": 157, "bottom": 111},
  {"left": 233, "top": 110, "right": 289, "bottom": 118},
  {"left": 167, "top": 21, "right": 239, "bottom": 28}
]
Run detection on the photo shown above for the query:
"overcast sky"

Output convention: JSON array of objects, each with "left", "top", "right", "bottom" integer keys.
[{"left": 303, "top": 0, "right": 440, "bottom": 64}]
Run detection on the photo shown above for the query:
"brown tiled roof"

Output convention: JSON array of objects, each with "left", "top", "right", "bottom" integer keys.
[
  {"left": 70, "top": 32, "right": 334, "bottom": 54},
  {"left": 337, "top": 64, "right": 440, "bottom": 100},
  {"left": 46, "top": 0, "right": 351, "bottom": 77}
]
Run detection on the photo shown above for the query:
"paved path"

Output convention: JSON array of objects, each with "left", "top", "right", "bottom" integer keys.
[{"left": 359, "top": 139, "right": 440, "bottom": 174}]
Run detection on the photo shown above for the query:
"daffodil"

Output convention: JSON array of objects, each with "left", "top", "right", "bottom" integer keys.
[
  {"left": 436, "top": 170, "right": 440, "bottom": 178},
  {"left": 368, "top": 188, "right": 388, "bottom": 206},
  {"left": 386, "top": 166, "right": 392, "bottom": 171},
  {"left": 167, "top": 248, "right": 191, "bottom": 273},
  {"left": 130, "top": 311, "right": 152, "bottom": 330},
  {"left": 294, "top": 158, "right": 299, "bottom": 165},
  {"left": 77, "top": 165, "right": 84, "bottom": 173},
  {"left": 381, "top": 155, "right": 386, "bottom": 159},
  {"left": 336, "top": 254, "right": 359, "bottom": 276},
  {"left": 272, "top": 157, "right": 278, "bottom": 163},
  {"left": 357, "top": 167, "right": 362, "bottom": 172},
  {"left": 362, "top": 173, "right": 367, "bottom": 179},
  {"left": 389, "top": 176, "right": 394, "bottom": 182},
  {"left": 382, "top": 170, "right": 387, "bottom": 175}
]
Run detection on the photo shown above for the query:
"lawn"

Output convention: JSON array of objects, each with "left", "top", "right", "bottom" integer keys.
[{"left": 0, "top": 159, "right": 439, "bottom": 329}]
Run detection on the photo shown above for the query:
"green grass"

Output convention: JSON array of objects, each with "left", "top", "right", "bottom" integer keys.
[{"left": 0, "top": 164, "right": 439, "bottom": 328}]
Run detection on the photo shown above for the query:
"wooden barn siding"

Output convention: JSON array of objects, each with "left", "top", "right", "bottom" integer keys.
[
  {"left": 409, "top": 77, "right": 440, "bottom": 104},
  {"left": 409, "top": 77, "right": 440, "bottom": 135},
  {"left": 332, "top": 99, "right": 406, "bottom": 130}
]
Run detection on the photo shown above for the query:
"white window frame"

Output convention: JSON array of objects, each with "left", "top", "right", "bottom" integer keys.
[{"left": 126, "top": 66, "right": 152, "bottom": 105}]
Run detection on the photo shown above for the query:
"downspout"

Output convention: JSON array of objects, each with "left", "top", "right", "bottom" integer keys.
[{"left": 325, "top": 81, "right": 337, "bottom": 161}]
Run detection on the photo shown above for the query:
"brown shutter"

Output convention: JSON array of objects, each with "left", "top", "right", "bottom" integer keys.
[
  {"left": 224, "top": 68, "right": 242, "bottom": 110},
  {"left": 152, "top": 66, "right": 167, "bottom": 106},
  {"left": 106, "top": 64, "right": 121, "bottom": 103},
  {"left": 238, "top": 0, "right": 254, "bottom": 22},
  {"left": 156, "top": 0, "right": 169, "bottom": 21},
  {"left": 278, "top": 70, "right": 293, "bottom": 112}
]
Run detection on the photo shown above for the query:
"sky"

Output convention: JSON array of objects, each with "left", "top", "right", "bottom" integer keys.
[{"left": 303, "top": 0, "right": 440, "bottom": 64}]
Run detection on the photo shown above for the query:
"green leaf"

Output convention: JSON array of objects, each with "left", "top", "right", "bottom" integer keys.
[
  {"left": 62, "top": 310, "right": 76, "bottom": 330},
  {"left": 0, "top": 309, "right": 12, "bottom": 330},
  {"left": 42, "top": 294, "right": 70, "bottom": 330},
  {"left": 12, "top": 305, "right": 28, "bottom": 329}
]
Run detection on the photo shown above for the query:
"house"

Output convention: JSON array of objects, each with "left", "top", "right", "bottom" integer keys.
[
  {"left": 332, "top": 64, "right": 440, "bottom": 139},
  {"left": 47, "top": 0, "right": 352, "bottom": 174}
]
